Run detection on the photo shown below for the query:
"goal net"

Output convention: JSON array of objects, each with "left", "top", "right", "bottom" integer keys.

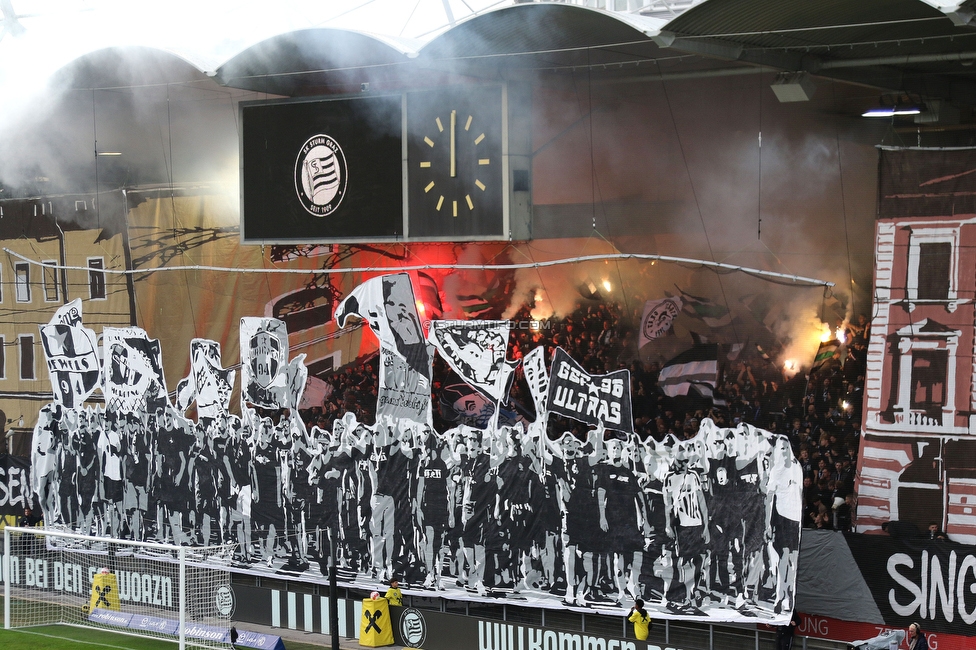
[{"left": 3, "top": 526, "right": 236, "bottom": 649}]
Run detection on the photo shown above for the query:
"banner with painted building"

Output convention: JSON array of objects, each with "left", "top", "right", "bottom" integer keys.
[{"left": 856, "top": 147, "right": 976, "bottom": 543}]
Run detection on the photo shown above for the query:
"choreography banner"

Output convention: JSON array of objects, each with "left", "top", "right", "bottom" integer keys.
[
  {"left": 426, "top": 320, "right": 516, "bottom": 402},
  {"left": 240, "top": 317, "right": 290, "bottom": 409},
  {"left": 102, "top": 327, "right": 168, "bottom": 414},
  {"left": 639, "top": 297, "right": 682, "bottom": 349},
  {"left": 39, "top": 299, "right": 100, "bottom": 408},
  {"left": 29, "top": 302, "right": 802, "bottom": 626},
  {"left": 547, "top": 347, "right": 634, "bottom": 434}
]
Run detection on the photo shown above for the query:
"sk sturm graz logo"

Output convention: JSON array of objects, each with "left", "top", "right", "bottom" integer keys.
[
  {"left": 295, "top": 134, "right": 347, "bottom": 216},
  {"left": 399, "top": 608, "right": 427, "bottom": 648},
  {"left": 214, "top": 585, "right": 235, "bottom": 617}
]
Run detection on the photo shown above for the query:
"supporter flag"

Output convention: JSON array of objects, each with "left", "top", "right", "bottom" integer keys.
[
  {"left": 546, "top": 347, "right": 634, "bottom": 434},
  {"left": 335, "top": 273, "right": 430, "bottom": 379},
  {"left": 240, "top": 317, "right": 290, "bottom": 409},
  {"left": 522, "top": 346, "right": 549, "bottom": 421},
  {"left": 286, "top": 353, "right": 308, "bottom": 411},
  {"left": 673, "top": 286, "right": 733, "bottom": 328},
  {"left": 658, "top": 344, "right": 719, "bottom": 398},
  {"left": 377, "top": 345, "right": 433, "bottom": 424},
  {"left": 740, "top": 292, "right": 787, "bottom": 333},
  {"left": 813, "top": 338, "right": 840, "bottom": 370},
  {"left": 39, "top": 299, "right": 101, "bottom": 408},
  {"left": 639, "top": 297, "right": 682, "bottom": 348},
  {"left": 299, "top": 375, "right": 332, "bottom": 410},
  {"left": 175, "top": 339, "right": 235, "bottom": 419},
  {"left": 438, "top": 371, "right": 497, "bottom": 429},
  {"left": 427, "top": 320, "right": 516, "bottom": 402},
  {"left": 416, "top": 271, "right": 443, "bottom": 320},
  {"left": 102, "top": 327, "right": 169, "bottom": 414}
]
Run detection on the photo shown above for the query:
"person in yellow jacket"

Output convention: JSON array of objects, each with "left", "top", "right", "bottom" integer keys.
[
  {"left": 384, "top": 578, "right": 403, "bottom": 606},
  {"left": 627, "top": 599, "right": 652, "bottom": 641}
]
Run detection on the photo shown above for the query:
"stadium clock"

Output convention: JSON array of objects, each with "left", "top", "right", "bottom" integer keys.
[{"left": 406, "top": 86, "right": 505, "bottom": 239}]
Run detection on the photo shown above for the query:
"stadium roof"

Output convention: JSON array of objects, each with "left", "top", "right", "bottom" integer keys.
[{"left": 3, "top": 0, "right": 976, "bottom": 111}]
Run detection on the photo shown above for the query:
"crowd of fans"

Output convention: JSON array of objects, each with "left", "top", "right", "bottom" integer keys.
[{"left": 300, "top": 298, "right": 870, "bottom": 535}]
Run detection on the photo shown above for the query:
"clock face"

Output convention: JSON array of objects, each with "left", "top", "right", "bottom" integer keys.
[{"left": 407, "top": 86, "right": 504, "bottom": 239}]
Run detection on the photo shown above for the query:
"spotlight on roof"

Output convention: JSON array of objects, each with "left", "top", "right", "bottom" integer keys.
[
  {"left": 861, "top": 106, "right": 923, "bottom": 118},
  {"left": 861, "top": 95, "right": 925, "bottom": 118}
]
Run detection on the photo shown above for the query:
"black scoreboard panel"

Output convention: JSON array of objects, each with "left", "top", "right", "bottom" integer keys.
[
  {"left": 241, "top": 94, "right": 404, "bottom": 243},
  {"left": 240, "top": 85, "right": 522, "bottom": 244}
]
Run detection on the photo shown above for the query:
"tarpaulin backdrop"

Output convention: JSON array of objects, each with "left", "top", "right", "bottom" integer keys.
[{"left": 30, "top": 273, "right": 802, "bottom": 626}]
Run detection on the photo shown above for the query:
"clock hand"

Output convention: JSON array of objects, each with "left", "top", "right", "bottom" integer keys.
[{"left": 450, "top": 110, "right": 456, "bottom": 178}]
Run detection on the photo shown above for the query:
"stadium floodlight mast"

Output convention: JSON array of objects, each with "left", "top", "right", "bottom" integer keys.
[{"left": 3, "top": 526, "right": 235, "bottom": 650}]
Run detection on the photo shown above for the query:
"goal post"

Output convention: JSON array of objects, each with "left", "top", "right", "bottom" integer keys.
[{"left": 3, "top": 526, "right": 235, "bottom": 649}]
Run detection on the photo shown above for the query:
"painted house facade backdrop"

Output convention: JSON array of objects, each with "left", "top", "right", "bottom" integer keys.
[{"left": 857, "top": 147, "right": 976, "bottom": 542}]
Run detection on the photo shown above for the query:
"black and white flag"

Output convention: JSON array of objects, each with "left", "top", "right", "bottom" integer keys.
[
  {"left": 240, "top": 317, "right": 290, "bottom": 409},
  {"left": 335, "top": 273, "right": 431, "bottom": 380},
  {"left": 639, "top": 296, "right": 682, "bottom": 349},
  {"left": 546, "top": 347, "right": 634, "bottom": 434},
  {"left": 286, "top": 353, "right": 308, "bottom": 411},
  {"left": 427, "top": 320, "right": 516, "bottom": 402},
  {"left": 39, "top": 299, "right": 100, "bottom": 408},
  {"left": 378, "top": 345, "right": 432, "bottom": 424},
  {"left": 175, "top": 339, "right": 235, "bottom": 419},
  {"left": 658, "top": 344, "right": 719, "bottom": 397},
  {"left": 102, "top": 327, "right": 168, "bottom": 414},
  {"left": 522, "top": 346, "right": 549, "bottom": 420}
]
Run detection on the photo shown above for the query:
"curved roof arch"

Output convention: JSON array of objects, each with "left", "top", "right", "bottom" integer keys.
[
  {"left": 417, "top": 3, "right": 664, "bottom": 67},
  {"left": 214, "top": 28, "right": 419, "bottom": 96},
  {"left": 50, "top": 45, "right": 211, "bottom": 90}
]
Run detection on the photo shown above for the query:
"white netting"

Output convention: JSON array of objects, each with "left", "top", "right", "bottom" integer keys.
[{"left": 3, "top": 526, "right": 235, "bottom": 650}]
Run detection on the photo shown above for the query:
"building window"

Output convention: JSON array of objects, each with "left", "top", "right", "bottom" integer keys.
[
  {"left": 910, "top": 350, "right": 947, "bottom": 415},
  {"left": 890, "top": 319, "right": 960, "bottom": 430},
  {"left": 42, "top": 260, "right": 59, "bottom": 302},
  {"left": 917, "top": 243, "right": 951, "bottom": 301},
  {"left": 906, "top": 228, "right": 959, "bottom": 308},
  {"left": 19, "top": 335, "right": 34, "bottom": 380},
  {"left": 14, "top": 263, "right": 30, "bottom": 303},
  {"left": 88, "top": 257, "right": 106, "bottom": 300}
]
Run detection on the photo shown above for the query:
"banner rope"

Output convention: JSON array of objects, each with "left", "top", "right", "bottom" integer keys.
[{"left": 2, "top": 248, "right": 834, "bottom": 287}]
